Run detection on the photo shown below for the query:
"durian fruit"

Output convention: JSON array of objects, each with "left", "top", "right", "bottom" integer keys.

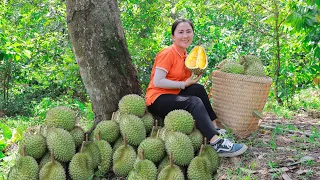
[
  {"left": 69, "top": 142, "right": 94, "bottom": 180},
  {"left": 39, "top": 150, "right": 66, "bottom": 180},
  {"left": 119, "top": 114, "right": 146, "bottom": 146},
  {"left": 82, "top": 134, "right": 101, "bottom": 169},
  {"left": 157, "top": 155, "right": 169, "bottom": 174},
  {"left": 113, "top": 136, "right": 137, "bottom": 177},
  {"left": 164, "top": 109, "right": 194, "bottom": 134},
  {"left": 94, "top": 130, "right": 113, "bottom": 175},
  {"left": 70, "top": 126, "right": 85, "bottom": 148},
  {"left": 215, "top": 59, "right": 235, "bottom": 69},
  {"left": 112, "top": 136, "right": 124, "bottom": 153},
  {"left": 149, "top": 119, "right": 162, "bottom": 138},
  {"left": 137, "top": 128, "right": 165, "bottom": 163},
  {"left": 188, "top": 121, "right": 203, "bottom": 153},
  {"left": 220, "top": 62, "right": 245, "bottom": 74},
  {"left": 93, "top": 119, "right": 120, "bottom": 144},
  {"left": 245, "top": 61, "right": 266, "bottom": 77},
  {"left": 202, "top": 137, "right": 220, "bottom": 173},
  {"left": 158, "top": 152, "right": 184, "bottom": 180},
  {"left": 185, "top": 46, "right": 208, "bottom": 75},
  {"left": 187, "top": 145, "right": 212, "bottom": 180},
  {"left": 45, "top": 106, "right": 76, "bottom": 131},
  {"left": 46, "top": 127, "right": 75, "bottom": 162},
  {"left": 19, "top": 130, "right": 47, "bottom": 159},
  {"left": 7, "top": 146, "right": 39, "bottom": 180},
  {"left": 118, "top": 94, "right": 146, "bottom": 117},
  {"left": 158, "top": 127, "right": 170, "bottom": 141},
  {"left": 140, "top": 112, "right": 154, "bottom": 134},
  {"left": 239, "top": 55, "right": 263, "bottom": 69},
  {"left": 127, "top": 149, "right": 157, "bottom": 180},
  {"left": 165, "top": 131, "right": 194, "bottom": 166}
]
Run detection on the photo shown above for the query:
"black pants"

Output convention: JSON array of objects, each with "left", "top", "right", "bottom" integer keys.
[{"left": 148, "top": 84, "right": 218, "bottom": 140}]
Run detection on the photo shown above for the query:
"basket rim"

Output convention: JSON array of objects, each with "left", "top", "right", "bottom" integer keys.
[{"left": 212, "top": 70, "right": 273, "bottom": 84}]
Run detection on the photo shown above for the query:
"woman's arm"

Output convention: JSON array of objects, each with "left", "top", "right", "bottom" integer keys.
[{"left": 153, "top": 68, "right": 185, "bottom": 89}]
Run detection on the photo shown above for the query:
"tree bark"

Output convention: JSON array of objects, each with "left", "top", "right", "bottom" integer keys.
[{"left": 66, "top": 0, "right": 142, "bottom": 133}]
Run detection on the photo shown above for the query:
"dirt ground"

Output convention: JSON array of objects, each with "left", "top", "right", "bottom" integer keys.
[{"left": 215, "top": 112, "right": 320, "bottom": 180}]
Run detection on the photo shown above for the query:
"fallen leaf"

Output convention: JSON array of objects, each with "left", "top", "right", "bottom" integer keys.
[
  {"left": 296, "top": 169, "right": 310, "bottom": 175},
  {"left": 280, "top": 167, "right": 289, "bottom": 172},
  {"left": 258, "top": 168, "right": 268, "bottom": 175},
  {"left": 282, "top": 173, "right": 292, "bottom": 180}
]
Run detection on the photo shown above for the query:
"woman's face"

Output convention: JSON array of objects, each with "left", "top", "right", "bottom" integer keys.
[{"left": 172, "top": 22, "right": 194, "bottom": 51}]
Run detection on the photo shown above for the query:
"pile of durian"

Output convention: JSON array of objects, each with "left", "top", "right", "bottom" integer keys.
[
  {"left": 7, "top": 94, "right": 220, "bottom": 180},
  {"left": 216, "top": 54, "right": 266, "bottom": 77}
]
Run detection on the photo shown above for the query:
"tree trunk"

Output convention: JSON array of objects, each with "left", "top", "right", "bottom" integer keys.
[{"left": 66, "top": 0, "right": 142, "bottom": 133}]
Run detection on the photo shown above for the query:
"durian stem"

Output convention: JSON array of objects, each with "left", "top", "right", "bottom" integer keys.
[
  {"left": 155, "top": 120, "right": 158, "bottom": 128},
  {"left": 51, "top": 149, "right": 55, "bottom": 164},
  {"left": 156, "top": 129, "right": 160, "bottom": 138},
  {"left": 97, "top": 129, "right": 101, "bottom": 141},
  {"left": 151, "top": 126, "right": 155, "bottom": 137},
  {"left": 85, "top": 133, "right": 88, "bottom": 143},
  {"left": 199, "top": 144, "right": 204, "bottom": 156},
  {"left": 169, "top": 152, "right": 173, "bottom": 168},
  {"left": 111, "top": 112, "right": 115, "bottom": 121},
  {"left": 80, "top": 141, "right": 86, "bottom": 153},
  {"left": 204, "top": 137, "right": 207, "bottom": 146},
  {"left": 22, "top": 145, "right": 26, "bottom": 157},
  {"left": 38, "top": 125, "right": 42, "bottom": 135},
  {"left": 123, "top": 136, "right": 127, "bottom": 147},
  {"left": 141, "top": 149, "right": 145, "bottom": 160}
]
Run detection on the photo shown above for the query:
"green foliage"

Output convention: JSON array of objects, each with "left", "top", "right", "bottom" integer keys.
[{"left": 0, "top": 0, "right": 86, "bottom": 116}]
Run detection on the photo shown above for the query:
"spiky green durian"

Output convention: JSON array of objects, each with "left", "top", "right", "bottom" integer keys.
[
  {"left": 245, "top": 61, "right": 266, "bottom": 77},
  {"left": 112, "top": 136, "right": 124, "bottom": 153},
  {"left": 140, "top": 112, "right": 154, "bottom": 133},
  {"left": 127, "top": 152, "right": 157, "bottom": 180},
  {"left": 39, "top": 152, "right": 66, "bottom": 180},
  {"left": 202, "top": 144, "right": 220, "bottom": 173},
  {"left": 216, "top": 59, "right": 235, "bottom": 69},
  {"left": 46, "top": 128, "right": 75, "bottom": 162},
  {"left": 69, "top": 149, "right": 94, "bottom": 180},
  {"left": 70, "top": 126, "right": 84, "bottom": 148},
  {"left": 157, "top": 155, "right": 170, "bottom": 174},
  {"left": 112, "top": 142, "right": 137, "bottom": 177},
  {"left": 187, "top": 145, "right": 212, "bottom": 180},
  {"left": 239, "top": 55, "right": 263, "bottom": 69},
  {"left": 19, "top": 134, "right": 46, "bottom": 159},
  {"left": 94, "top": 139, "right": 113, "bottom": 174},
  {"left": 164, "top": 109, "right": 194, "bottom": 134},
  {"left": 93, "top": 120, "right": 119, "bottom": 144},
  {"left": 8, "top": 154, "right": 39, "bottom": 180},
  {"left": 118, "top": 94, "right": 146, "bottom": 117},
  {"left": 158, "top": 164, "right": 184, "bottom": 180},
  {"left": 220, "top": 62, "right": 245, "bottom": 74},
  {"left": 188, "top": 129, "right": 203, "bottom": 152},
  {"left": 119, "top": 114, "right": 146, "bottom": 146},
  {"left": 137, "top": 136, "right": 165, "bottom": 163},
  {"left": 165, "top": 132, "right": 194, "bottom": 166},
  {"left": 45, "top": 106, "right": 76, "bottom": 131},
  {"left": 82, "top": 141, "right": 101, "bottom": 169}
]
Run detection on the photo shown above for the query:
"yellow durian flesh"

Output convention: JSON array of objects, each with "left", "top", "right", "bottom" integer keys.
[{"left": 185, "top": 46, "right": 208, "bottom": 75}]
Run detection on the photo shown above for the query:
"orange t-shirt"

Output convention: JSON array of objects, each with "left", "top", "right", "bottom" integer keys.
[{"left": 145, "top": 44, "right": 191, "bottom": 106}]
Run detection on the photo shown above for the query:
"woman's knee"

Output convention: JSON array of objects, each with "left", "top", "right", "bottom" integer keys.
[
  {"left": 189, "top": 83, "right": 205, "bottom": 91},
  {"left": 187, "top": 96, "right": 203, "bottom": 107}
]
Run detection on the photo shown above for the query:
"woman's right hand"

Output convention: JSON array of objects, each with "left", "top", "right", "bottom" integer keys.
[{"left": 184, "top": 72, "right": 202, "bottom": 87}]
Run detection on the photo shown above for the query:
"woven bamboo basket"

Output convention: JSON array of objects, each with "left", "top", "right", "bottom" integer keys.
[{"left": 211, "top": 70, "right": 272, "bottom": 138}]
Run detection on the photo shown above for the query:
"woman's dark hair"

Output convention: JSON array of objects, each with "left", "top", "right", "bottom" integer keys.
[{"left": 171, "top": 19, "right": 194, "bottom": 35}]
